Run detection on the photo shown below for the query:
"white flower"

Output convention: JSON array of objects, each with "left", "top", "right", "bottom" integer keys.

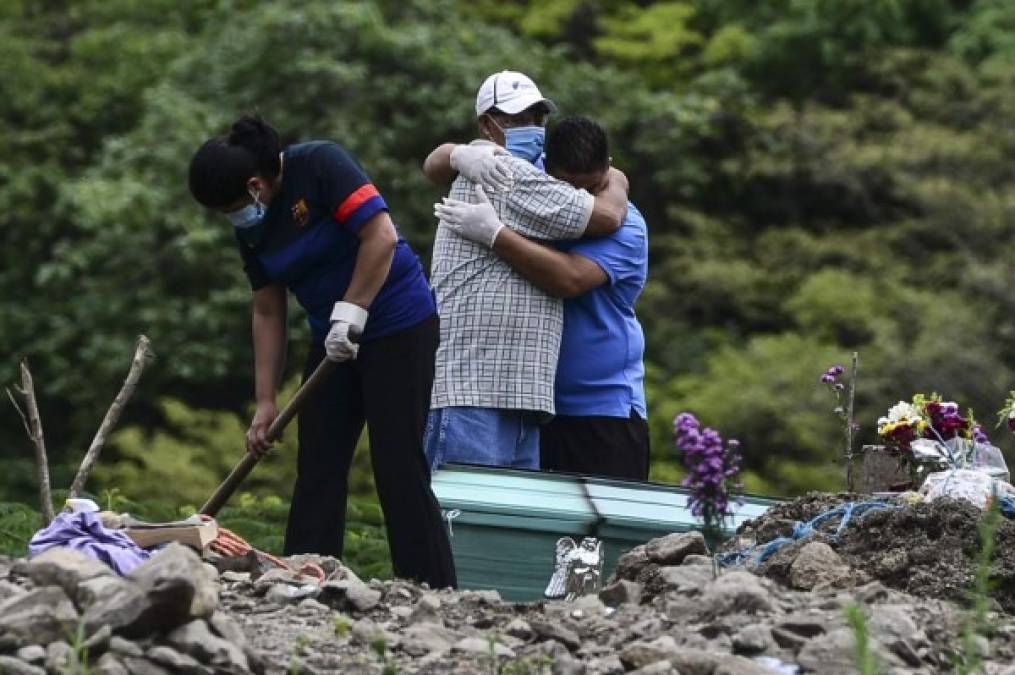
[{"left": 886, "top": 401, "right": 921, "bottom": 424}]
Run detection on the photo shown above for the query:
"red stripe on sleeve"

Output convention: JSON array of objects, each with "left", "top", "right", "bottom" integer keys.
[{"left": 333, "top": 184, "right": 381, "bottom": 224}]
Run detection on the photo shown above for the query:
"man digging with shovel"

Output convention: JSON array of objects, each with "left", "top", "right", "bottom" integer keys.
[{"left": 188, "top": 115, "right": 456, "bottom": 589}]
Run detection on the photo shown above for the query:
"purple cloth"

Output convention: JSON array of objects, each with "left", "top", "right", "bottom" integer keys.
[{"left": 29, "top": 510, "right": 151, "bottom": 575}]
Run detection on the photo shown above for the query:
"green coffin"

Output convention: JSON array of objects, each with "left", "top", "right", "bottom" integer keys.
[{"left": 431, "top": 464, "right": 780, "bottom": 602}]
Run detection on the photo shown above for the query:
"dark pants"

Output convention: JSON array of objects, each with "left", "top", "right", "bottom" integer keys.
[
  {"left": 540, "top": 410, "right": 651, "bottom": 481},
  {"left": 284, "top": 315, "right": 457, "bottom": 589}
]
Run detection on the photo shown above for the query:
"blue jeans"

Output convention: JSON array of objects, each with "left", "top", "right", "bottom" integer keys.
[{"left": 424, "top": 407, "right": 540, "bottom": 472}]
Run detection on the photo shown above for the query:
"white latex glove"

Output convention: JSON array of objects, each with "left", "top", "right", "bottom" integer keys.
[
  {"left": 326, "top": 301, "right": 368, "bottom": 362},
  {"left": 450, "top": 144, "right": 512, "bottom": 191},
  {"left": 433, "top": 185, "right": 504, "bottom": 248}
]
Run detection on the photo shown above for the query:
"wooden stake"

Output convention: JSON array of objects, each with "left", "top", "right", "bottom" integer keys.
[
  {"left": 69, "top": 335, "right": 153, "bottom": 499},
  {"left": 845, "top": 351, "right": 859, "bottom": 493},
  {"left": 7, "top": 358, "right": 55, "bottom": 523}
]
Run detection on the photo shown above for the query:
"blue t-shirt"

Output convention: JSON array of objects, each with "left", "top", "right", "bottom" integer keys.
[
  {"left": 236, "top": 141, "right": 435, "bottom": 343},
  {"left": 553, "top": 203, "right": 648, "bottom": 418}
]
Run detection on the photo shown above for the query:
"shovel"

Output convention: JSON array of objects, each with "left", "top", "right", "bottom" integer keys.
[{"left": 199, "top": 329, "right": 360, "bottom": 517}]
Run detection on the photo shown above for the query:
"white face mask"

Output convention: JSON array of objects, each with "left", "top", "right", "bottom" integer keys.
[{"left": 225, "top": 188, "right": 265, "bottom": 229}]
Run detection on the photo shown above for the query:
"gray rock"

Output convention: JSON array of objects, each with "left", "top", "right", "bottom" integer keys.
[
  {"left": 771, "top": 625, "right": 809, "bottom": 652},
  {"left": 620, "top": 635, "right": 679, "bottom": 669},
  {"left": 776, "top": 612, "right": 833, "bottom": 641},
  {"left": 27, "top": 547, "right": 113, "bottom": 598},
  {"left": 208, "top": 611, "right": 246, "bottom": 645},
  {"left": 599, "top": 579, "right": 642, "bottom": 607},
  {"left": 399, "top": 623, "right": 460, "bottom": 656},
  {"left": 82, "top": 623, "right": 113, "bottom": 653},
  {"left": 586, "top": 654, "right": 625, "bottom": 675},
  {"left": 0, "top": 580, "right": 25, "bottom": 602},
  {"left": 504, "top": 618, "right": 534, "bottom": 641},
  {"left": 714, "top": 654, "right": 782, "bottom": 675},
  {"left": 408, "top": 594, "right": 442, "bottom": 625},
  {"left": 95, "top": 653, "right": 129, "bottom": 675},
  {"left": 551, "top": 649, "right": 583, "bottom": 675},
  {"left": 45, "top": 641, "right": 76, "bottom": 673},
  {"left": 109, "top": 636, "right": 144, "bottom": 657},
  {"left": 15, "top": 645, "right": 45, "bottom": 664},
  {"left": 796, "top": 627, "right": 901, "bottom": 674},
  {"left": 147, "top": 645, "right": 212, "bottom": 674},
  {"left": 683, "top": 554, "right": 713, "bottom": 566},
  {"left": 251, "top": 568, "right": 301, "bottom": 594},
  {"left": 319, "top": 577, "right": 382, "bottom": 613},
  {"left": 0, "top": 656, "right": 46, "bottom": 675},
  {"left": 165, "top": 620, "right": 249, "bottom": 673},
  {"left": 295, "top": 598, "right": 330, "bottom": 615},
  {"left": 669, "top": 648, "right": 722, "bottom": 675},
  {"left": 656, "top": 564, "right": 714, "bottom": 595},
  {"left": 698, "top": 571, "right": 774, "bottom": 617},
  {"left": 0, "top": 586, "right": 79, "bottom": 647},
  {"left": 264, "top": 583, "right": 318, "bottom": 605},
  {"left": 452, "top": 636, "right": 514, "bottom": 658},
  {"left": 351, "top": 618, "right": 390, "bottom": 647},
  {"left": 646, "top": 531, "right": 707, "bottom": 565},
  {"left": 789, "top": 542, "right": 851, "bottom": 590},
  {"left": 130, "top": 543, "right": 218, "bottom": 623},
  {"left": 867, "top": 604, "right": 920, "bottom": 643},
  {"left": 461, "top": 589, "right": 502, "bottom": 605},
  {"left": 220, "top": 571, "right": 251, "bottom": 584},
  {"left": 78, "top": 575, "right": 153, "bottom": 637},
  {"left": 530, "top": 620, "right": 581, "bottom": 652},
  {"left": 614, "top": 545, "right": 649, "bottom": 581},
  {"left": 732, "top": 624, "right": 773, "bottom": 655},
  {"left": 627, "top": 662, "right": 677, "bottom": 675},
  {"left": 121, "top": 657, "right": 172, "bottom": 675},
  {"left": 207, "top": 611, "right": 265, "bottom": 675},
  {"left": 572, "top": 594, "right": 607, "bottom": 616}
]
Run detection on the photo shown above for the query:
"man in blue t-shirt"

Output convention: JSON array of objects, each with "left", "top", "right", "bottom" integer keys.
[{"left": 438, "top": 117, "right": 650, "bottom": 479}]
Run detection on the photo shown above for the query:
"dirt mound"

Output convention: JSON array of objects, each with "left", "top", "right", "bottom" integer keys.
[{"left": 726, "top": 492, "right": 1015, "bottom": 612}]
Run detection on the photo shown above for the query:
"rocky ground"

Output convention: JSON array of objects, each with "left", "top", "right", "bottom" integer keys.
[{"left": 2, "top": 495, "right": 1015, "bottom": 674}]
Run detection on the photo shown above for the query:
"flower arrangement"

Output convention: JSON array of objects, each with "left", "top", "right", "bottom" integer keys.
[
  {"left": 876, "top": 393, "right": 976, "bottom": 452},
  {"left": 673, "top": 412, "right": 743, "bottom": 538}
]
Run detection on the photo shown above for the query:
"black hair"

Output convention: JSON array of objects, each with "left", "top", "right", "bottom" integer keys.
[
  {"left": 544, "top": 116, "right": 609, "bottom": 175},
  {"left": 188, "top": 115, "right": 282, "bottom": 208}
]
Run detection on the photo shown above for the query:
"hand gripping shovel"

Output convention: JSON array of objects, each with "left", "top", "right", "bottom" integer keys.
[{"left": 199, "top": 328, "right": 360, "bottom": 517}]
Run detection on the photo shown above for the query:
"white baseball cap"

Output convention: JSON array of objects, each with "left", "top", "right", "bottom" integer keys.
[{"left": 475, "top": 70, "right": 557, "bottom": 117}]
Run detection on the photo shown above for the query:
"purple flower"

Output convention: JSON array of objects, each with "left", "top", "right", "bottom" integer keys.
[
  {"left": 972, "top": 425, "right": 989, "bottom": 445},
  {"left": 820, "top": 374, "right": 835, "bottom": 384},
  {"left": 673, "top": 411, "right": 743, "bottom": 534}
]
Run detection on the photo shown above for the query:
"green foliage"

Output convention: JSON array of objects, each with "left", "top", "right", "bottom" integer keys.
[
  {"left": 0, "top": 501, "right": 41, "bottom": 557},
  {"left": 4, "top": 0, "right": 1015, "bottom": 507}
]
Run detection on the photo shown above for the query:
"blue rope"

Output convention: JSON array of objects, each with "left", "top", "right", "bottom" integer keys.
[{"left": 716, "top": 500, "right": 899, "bottom": 568}]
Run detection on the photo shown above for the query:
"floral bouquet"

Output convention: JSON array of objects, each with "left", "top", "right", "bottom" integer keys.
[{"left": 877, "top": 393, "right": 993, "bottom": 478}]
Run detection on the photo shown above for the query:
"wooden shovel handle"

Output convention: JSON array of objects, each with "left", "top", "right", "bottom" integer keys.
[{"left": 199, "top": 327, "right": 360, "bottom": 517}]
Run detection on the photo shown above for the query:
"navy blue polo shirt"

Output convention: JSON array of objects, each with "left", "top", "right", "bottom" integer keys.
[{"left": 236, "top": 141, "right": 435, "bottom": 343}]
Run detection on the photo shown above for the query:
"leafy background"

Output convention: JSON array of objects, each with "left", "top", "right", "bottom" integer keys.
[{"left": 2, "top": 0, "right": 1015, "bottom": 572}]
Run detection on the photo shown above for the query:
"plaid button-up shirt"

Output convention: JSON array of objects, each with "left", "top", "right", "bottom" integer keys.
[{"left": 430, "top": 151, "right": 595, "bottom": 415}]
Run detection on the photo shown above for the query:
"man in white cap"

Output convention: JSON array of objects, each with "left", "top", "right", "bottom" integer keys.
[{"left": 421, "top": 71, "right": 630, "bottom": 472}]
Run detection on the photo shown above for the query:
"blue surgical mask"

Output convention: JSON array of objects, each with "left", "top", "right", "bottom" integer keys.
[
  {"left": 504, "top": 126, "right": 546, "bottom": 165},
  {"left": 226, "top": 189, "right": 265, "bottom": 230}
]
